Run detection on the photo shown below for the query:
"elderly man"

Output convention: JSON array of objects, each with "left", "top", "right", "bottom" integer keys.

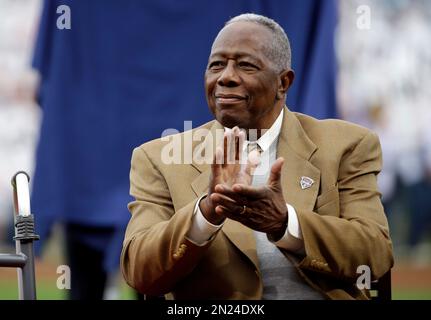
[{"left": 121, "top": 13, "right": 393, "bottom": 300}]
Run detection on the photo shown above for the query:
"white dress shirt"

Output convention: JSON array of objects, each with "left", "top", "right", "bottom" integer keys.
[{"left": 186, "top": 108, "right": 304, "bottom": 252}]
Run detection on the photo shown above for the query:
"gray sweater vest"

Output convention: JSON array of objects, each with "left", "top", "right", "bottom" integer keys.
[{"left": 250, "top": 140, "right": 325, "bottom": 300}]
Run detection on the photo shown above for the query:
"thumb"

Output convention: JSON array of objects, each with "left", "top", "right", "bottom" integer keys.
[{"left": 267, "top": 157, "right": 284, "bottom": 186}]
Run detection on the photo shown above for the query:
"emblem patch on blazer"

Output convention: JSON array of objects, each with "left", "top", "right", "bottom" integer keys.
[{"left": 300, "top": 176, "right": 314, "bottom": 189}]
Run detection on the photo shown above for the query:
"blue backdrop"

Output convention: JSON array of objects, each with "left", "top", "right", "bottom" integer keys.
[{"left": 32, "top": 0, "right": 337, "bottom": 270}]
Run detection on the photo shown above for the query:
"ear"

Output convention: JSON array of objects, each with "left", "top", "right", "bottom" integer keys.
[{"left": 276, "top": 69, "right": 295, "bottom": 100}]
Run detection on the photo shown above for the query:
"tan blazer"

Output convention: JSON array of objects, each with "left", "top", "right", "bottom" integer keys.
[{"left": 121, "top": 107, "right": 394, "bottom": 300}]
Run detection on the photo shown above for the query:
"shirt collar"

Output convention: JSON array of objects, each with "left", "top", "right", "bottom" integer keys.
[
  {"left": 223, "top": 108, "right": 284, "bottom": 153},
  {"left": 253, "top": 108, "right": 284, "bottom": 152}
]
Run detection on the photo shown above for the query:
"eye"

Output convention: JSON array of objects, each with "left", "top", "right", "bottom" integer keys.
[
  {"left": 238, "top": 61, "right": 258, "bottom": 70},
  {"left": 208, "top": 61, "right": 225, "bottom": 71}
]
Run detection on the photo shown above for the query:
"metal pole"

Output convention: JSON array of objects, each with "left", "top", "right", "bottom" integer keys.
[
  {"left": 0, "top": 254, "right": 27, "bottom": 268},
  {"left": 11, "top": 171, "right": 39, "bottom": 300},
  {"left": 19, "top": 241, "right": 37, "bottom": 299}
]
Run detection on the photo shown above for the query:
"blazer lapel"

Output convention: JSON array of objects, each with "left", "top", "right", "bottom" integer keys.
[
  {"left": 190, "top": 120, "right": 221, "bottom": 197},
  {"left": 277, "top": 108, "right": 320, "bottom": 212}
]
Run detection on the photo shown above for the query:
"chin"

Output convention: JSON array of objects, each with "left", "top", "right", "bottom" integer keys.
[
  {"left": 216, "top": 110, "right": 250, "bottom": 128},
  {"left": 216, "top": 112, "right": 242, "bottom": 129}
]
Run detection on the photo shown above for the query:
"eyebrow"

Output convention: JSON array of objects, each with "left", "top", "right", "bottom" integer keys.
[{"left": 209, "top": 51, "right": 263, "bottom": 64}]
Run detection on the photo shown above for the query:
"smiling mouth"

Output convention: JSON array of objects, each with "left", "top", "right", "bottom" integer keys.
[{"left": 215, "top": 94, "right": 247, "bottom": 104}]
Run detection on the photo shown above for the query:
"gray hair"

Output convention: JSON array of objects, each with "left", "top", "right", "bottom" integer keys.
[{"left": 224, "top": 13, "right": 292, "bottom": 72}]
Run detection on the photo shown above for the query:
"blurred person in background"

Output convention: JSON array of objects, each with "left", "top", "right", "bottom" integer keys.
[{"left": 337, "top": 0, "right": 431, "bottom": 262}]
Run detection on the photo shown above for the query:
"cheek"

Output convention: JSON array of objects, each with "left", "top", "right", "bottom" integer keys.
[
  {"left": 204, "top": 78, "right": 216, "bottom": 114},
  {"left": 256, "top": 79, "right": 278, "bottom": 102},
  {"left": 248, "top": 80, "right": 273, "bottom": 103},
  {"left": 204, "top": 77, "right": 215, "bottom": 99}
]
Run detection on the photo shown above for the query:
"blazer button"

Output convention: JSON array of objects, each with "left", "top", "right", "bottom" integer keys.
[{"left": 173, "top": 253, "right": 179, "bottom": 260}]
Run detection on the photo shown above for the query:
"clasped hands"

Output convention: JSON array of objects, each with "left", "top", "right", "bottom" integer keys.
[{"left": 199, "top": 127, "right": 289, "bottom": 241}]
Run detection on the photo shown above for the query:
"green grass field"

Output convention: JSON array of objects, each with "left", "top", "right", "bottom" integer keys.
[
  {"left": 0, "top": 278, "right": 430, "bottom": 300},
  {"left": 392, "top": 289, "right": 431, "bottom": 300},
  {"left": 0, "top": 278, "right": 136, "bottom": 300}
]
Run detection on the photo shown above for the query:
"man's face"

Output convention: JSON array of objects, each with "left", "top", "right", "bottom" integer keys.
[{"left": 205, "top": 22, "right": 287, "bottom": 130}]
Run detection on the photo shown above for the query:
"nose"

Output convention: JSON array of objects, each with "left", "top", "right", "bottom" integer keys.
[{"left": 217, "top": 61, "right": 240, "bottom": 87}]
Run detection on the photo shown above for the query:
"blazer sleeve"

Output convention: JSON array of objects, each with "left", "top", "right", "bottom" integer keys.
[
  {"left": 295, "top": 131, "right": 394, "bottom": 282},
  {"left": 120, "top": 146, "right": 217, "bottom": 296}
]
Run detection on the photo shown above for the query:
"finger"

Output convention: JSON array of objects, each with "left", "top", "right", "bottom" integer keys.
[
  {"left": 215, "top": 206, "right": 244, "bottom": 222},
  {"left": 214, "top": 146, "right": 223, "bottom": 166},
  {"left": 244, "top": 149, "right": 261, "bottom": 176},
  {"left": 211, "top": 147, "right": 222, "bottom": 178},
  {"left": 238, "top": 130, "right": 245, "bottom": 165},
  {"left": 233, "top": 127, "right": 244, "bottom": 163},
  {"left": 223, "top": 132, "right": 228, "bottom": 167},
  {"left": 228, "top": 129, "right": 236, "bottom": 165},
  {"left": 267, "top": 157, "right": 284, "bottom": 186},
  {"left": 224, "top": 130, "right": 234, "bottom": 165},
  {"left": 234, "top": 127, "right": 241, "bottom": 162},
  {"left": 232, "top": 184, "right": 266, "bottom": 199},
  {"left": 210, "top": 192, "right": 242, "bottom": 212},
  {"left": 209, "top": 148, "right": 223, "bottom": 193},
  {"left": 215, "top": 205, "right": 235, "bottom": 216},
  {"left": 214, "top": 184, "right": 247, "bottom": 204}
]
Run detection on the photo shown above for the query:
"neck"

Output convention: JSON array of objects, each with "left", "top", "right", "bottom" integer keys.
[{"left": 246, "top": 104, "right": 284, "bottom": 139}]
